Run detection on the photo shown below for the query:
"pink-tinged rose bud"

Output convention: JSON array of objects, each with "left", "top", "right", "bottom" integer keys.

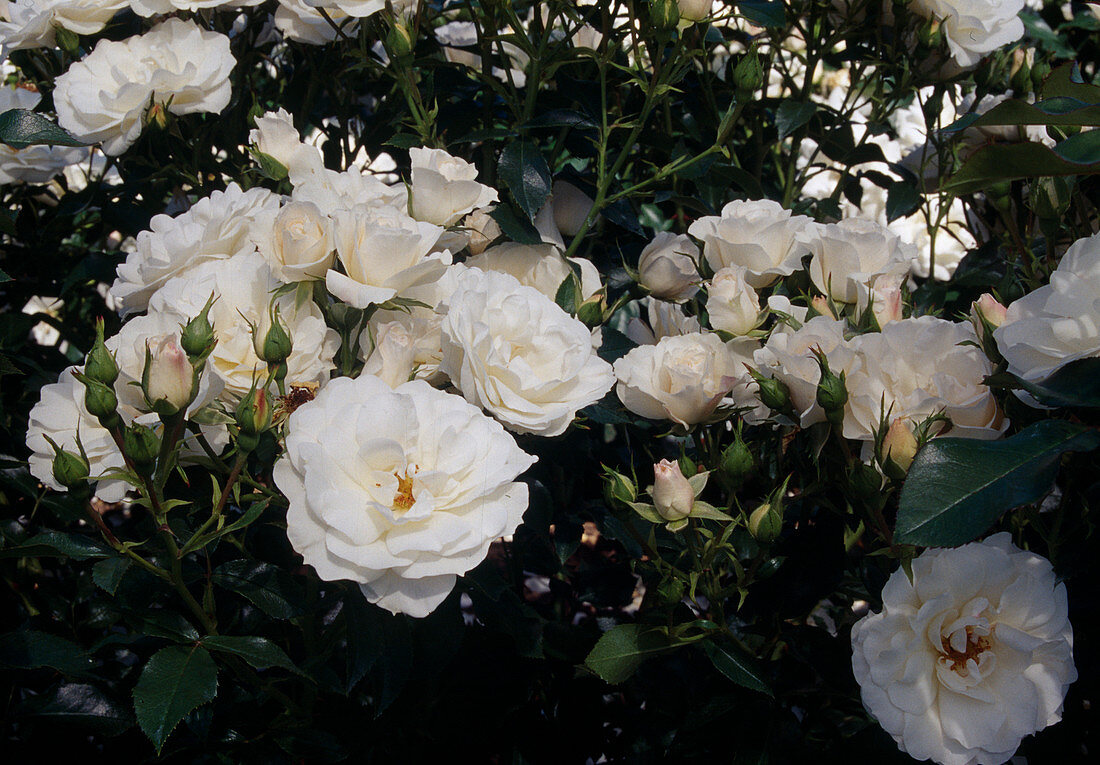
[
  {"left": 810, "top": 295, "right": 836, "bottom": 320},
  {"left": 142, "top": 336, "right": 194, "bottom": 415},
  {"left": 652, "top": 458, "right": 695, "bottom": 521},
  {"left": 882, "top": 418, "right": 918, "bottom": 474},
  {"left": 971, "top": 293, "right": 1007, "bottom": 331},
  {"left": 870, "top": 276, "right": 904, "bottom": 329}
]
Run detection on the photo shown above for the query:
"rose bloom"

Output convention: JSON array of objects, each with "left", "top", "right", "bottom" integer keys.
[
  {"left": 251, "top": 200, "right": 336, "bottom": 283},
  {"left": 327, "top": 203, "right": 448, "bottom": 309},
  {"left": 53, "top": 19, "right": 236, "bottom": 155},
  {"left": 464, "top": 242, "right": 602, "bottom": 303},
  {"left": 910, "top": 0, "right": 1025, "bottom": 68},
  {"left": 637, "top": 232, "right": 701, "bottom": 302},
  {"left": 0, "top": 0, "right": 127, "bottom": 54},
  {"left": 852, "top": 533, "right": 1075, "bottom": 765},
  {"left": 110, "top": 183, "right": 280, "bottom": 314},
  {"left": 274, "top": 375, "right": 537, "bottom": 617},
  {"left": 706, "top": 265, "right": 762, "bottom": 336},
  {"left": 688, "top": 199, "right": 814, "bottom": 288},
  {"left": 148, "top": 252, "right": 339, "bottom": 398},
  {"left": 613, "top": 332, "right": 756, "bottom": 427},
  {"left": 439, "top": 268, "right": 615, "bottom": 437},
  {"left": 303, "top": 0, "right": 414, "bottom": 17},
  {"left": 408, "top": 147, "right": 499, "bottom": 227},
  {"left": 806, "top": 218, "right": 914, "bottom": 306},
  {"left": 249, "top": 107, "right": 326, "bottom": 181},
  {"left": 844, "top": 316, "right": 1006, "bottom": 447},
  {"left": 130, "top": 0, "right": 262, "bottom": 16},
  {"left": 993, "top": 231, "right": 1100, "bottom": 386},
  {"left": 274, "top": 0, "right": 358, "bottom": 46},
  {"left": 624, "top": 296, "right": 702, "bottom": 346}
]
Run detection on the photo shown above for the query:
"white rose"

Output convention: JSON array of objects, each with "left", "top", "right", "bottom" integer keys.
[
  {"left": 358, "top": 263, "right": 469, "bottom": 385},
  {"left": 687, "top": 199, "right": 814, "bottom": 288},
  {"left": 652, "top": 459, "right": 695, "bottom": 521},
  {"left": 852, "top": 533, "right": 1075, "bottom": 765},
  {"left": 0, "top": 85, "right": 86, "bottom": 184},
  {"left": 706, "top": 266, "right": 762, "bottom": 336},
  {"left": 327, "top": 204, "right": 449, "bottom": 309},
  {"left": 53, "top": 19, "right": 236, "bottom": 155},
  {"left": 275, "top": 0, "right": 357, "bottom": 45},
  {"left": 274, "top": 375, "right": 536, "bottom": 617},
  {"left": 131, "top": 0, "right": 262, "bottom": 16},
  {"left": 613, "top": 332, "right": 754, "bottom": 427},
  {"left": 550, "top": 180, "right": 595, "bottom": 237},
  {"left": 464, "top": 242, "right": 602, "bottom": 303},
  {"left": 249, "top": 108, "right": 325, "bottom": 181},
  {"left": 993, "top": 231, "right": 1100, "bottom": 386},
  {"left": 439, "top": 269, "right": 615, "bottom": 436},
  {"left": 911, "top": 0, "right": 1026, "bottom": 68},
  {"left": 294, "top": 165, "right": 407, "bottom": 213},
  {"left": 0, "top": 1, "right": 127, "bottom": 55},
  {"left": 303, "top": 0, "right": 413, "bottom": 17},
  {"left": 148, "top": 252, "right": 339, "bottom": 398},
  {"left": 637, "top": 232, "right": 701, "bottom": 302},
  {"left": 252, "top": 200, "right": 335, "bottom": 283},
  {"left": 676, "top": 0, "right": 713, "bottom": 21},
  {"left": 360, "top": 321, "right": 418, "bottom": 389},
  {"left": 463, "top": 208, "right": 502, "bottom": 256},
  {"left": 26, "top": 367, "right": 129, "bottom": 502},
  {"left": 408, "top": 147, "right": 499, "bottom": 227},
  {"left": 753, "top": 315, "right": 853, "bottom": 427},
  {"left": 624, "top": 296, "right": 702, "bottom": 346},
  {"left": 844, "top": 316, "right": 1006, "bottom": 445},
  {"left": 110, "top": 183, "right": 280, "bottom": 315},
  {"left": 806, "top": 218, "right": 914, "bottom": 306}
]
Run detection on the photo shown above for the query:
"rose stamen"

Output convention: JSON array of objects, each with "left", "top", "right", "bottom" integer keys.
[{"left": 939, "top": 625, "right": 994, "bottom": 674}]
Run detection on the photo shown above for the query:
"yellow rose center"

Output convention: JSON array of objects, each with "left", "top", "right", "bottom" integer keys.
[
  {"left": 939, "top": 625, "right": 994, "bottom": 675},
  {"left": 392, "top": 466, "right": 418, "bottom": 512}
]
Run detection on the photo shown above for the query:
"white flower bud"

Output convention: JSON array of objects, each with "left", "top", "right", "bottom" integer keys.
[
  {"left": 676, "top": 0, "right": 713, "bottom": 22},
  {"left": 971, "top": 293, "right": 1007, "bottom": 334},
  {"left": 881, "top": 418, "right": 918, "bottom": 473},
  {"left": 706, "top": 266, "right": 762, "bottom": 335},
  {"left": 362, "top": 322, "right": 419, "bottom": 389},
  {"left": 143, "top": 336, "right": 194, "bottom": 414},
  {"left": 551, "top": 180, "right": 595, "bottom": 237},
  {"left": 652, "top": 459, "right": 695, "bottom": 521},
  {"left": 637, "top": 232, "right": 701, "bottom": 302}
]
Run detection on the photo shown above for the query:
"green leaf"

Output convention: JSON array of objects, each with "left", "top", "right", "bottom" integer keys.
[
  {"left": 498, "top": 140, "right": 552, "bottom": 220},
  {"left": 737, "top": 0, "right": 785, "bottom": 27},
  {"left": 180, "top": 499, "right": 270, "bottom": 555},
  {"left": 584, "top": 624, "right": 671, "bottom": 684},
  {"left": 554, "top": 272, "right": 579, "bottom": 314},
  {"left": 489, "top": 203, "right": 542, "bottom": 245},
  {"left": 92, "top": 557, "right": 132, "bottom": 595},
  {"left": 941, "top": 131, "right": 1100, "bottom": 195},
  {"left": 0, "top": 109, "right": 87, "bottom": 149},
  {"left": 700, "top": 639, "right": 773, "bottom": 697},
  {"left": 896, "top": 420, "right": 1100, "bottom": 546},
  {"left": 0, "top": 266, "right": 10, "bottom": 283},
  {"left": 0, "top": 531, "right": 111, "bottom": 561},
  {"left": 24, "top": 682, "right": 134, "bottom": 736},
  {"left": 250, "top": 149, "right": 288, "bottom": 181},
  {"left": 520, "top": 109, "right": 597, "bottom": 130},
  {"left": 132, "top": 645, "right": 218, "bottom": 754},
  {"left": 212, "top": 561, "right": 306, "bottom": 619},
  {"left": 0, "top": 630, "right": 93, "bottom": 675},
  {"left": 384, "top": 133, "right": 421, "bottom": 149},
  {"left": 1011, "top": 358, "right": 1100, "bottom": 408},
  {"left": 201, "top": 636, "right": 303, "bottom": 675},
  {"left": 689, "top": 501, "right": 735, "bottom": 522},
  {"left": 1040, "top": 62, "right": 1100, "bottom": 103},
  {"left": 885, "top": 181, "right": 921, "bottom": 222},
  {"left": 945, "top": 97, "right": 1100, "bottom": 133},
  {"left": 776, "top": 102, "right": 816, "bottom": 140}
]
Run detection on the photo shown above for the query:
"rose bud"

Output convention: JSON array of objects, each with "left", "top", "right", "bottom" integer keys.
[
  {"left": 84, "top": 319, "right": 119, "bottom": 386},
  {"left": 551, "top": 180, "right": 596, "bottom": 237},
  {"left": 637, "top": 232, "right": 701, "bottom": 302},
  {"left": 652, "top": 458, "right": 695, "bottom": 521},
  {"left": 601, "top": 465, "right": 637, "bottom": 509},
  {"left": 142, "top": 336, "right": 194, "bottom": 416},
  {"left": 44, "top": 435, "right": 90, "bottom": 492},
  {"left": 677, "top": 0, "right": 713, "bottom": 22},
  {"left": 180, "top": 294, "right": 217, "bottom": 361},
  {"left": 73, "top": 370, "right": 121, "bottom": 431},
  {"left": 881, "top": 418, "right": 919, "bottom": 478},
  {"left": 812, "top": 348, "right": 847, "bottom": 428},
  {"left": 970, "top": 293, "right": 1007, "bottom": 339},
  {"left": 123, "top": 422, "right": 160, "bottom": 477},
  {"left": 748, "top": 501, "right": 782, "bottom": 543}
]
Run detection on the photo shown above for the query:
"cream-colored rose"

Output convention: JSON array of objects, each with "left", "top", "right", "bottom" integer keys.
[
  {"left": 110, "top": 184, "right": 279, "bottom": 315},
  {"left": 131, "top": 0, "right": 262, "bottom": 15},
  {"left": 844, "top": 316, "right": 1006, "bottom": 446},
  {"left": 910, "top": 0, "right": 1025, "bottom": 68},
  {"left": 688, "top": 199, "right": 814, "bottom": 288},
  {"left": 249, "top": 108, "right": 325, "bottom": 181},
  {"left": 676, "top": 0, "right": 713, "bottom": 21},
  {"left": 551, "top": 180, "right": 595, "bottom": 237},
  {"left": 148, "top": 252, "right": 339, "bottom": 398},
  {"left": 302, "top": 0, "right": 413, "bottom": 17},
  {"left": 637, "top": 232, "right": 701, "bottom": 302},
  {"left": 613, "top": 332, "right": 754, "bottom": 427},
  {"left": 327, "top": 204, "right": 448, "bottom": 309},
  {"left": 652, "top": 459, "right": 694, "bottom": 521},
  {"left": 706, "top": 266, "right": 762, "bottom": 336},
  {"left": 253, "top": 200, "right": 335, "bottom": 283},
  {"left": 408, "top": 147, "right": 499, "bottom": 227},
  {"left": 275, "top": 0, "right": 358, "bottom": 45},
  {"left": 852, "top": 533, "right": 1075, "bottom": 765},
  {"left": 464, "top": 242, "right": 602, "bottom": 303},
  {"left": 360, "top": 321, "right": 418, "bottom": 389},
  {"left": 993, "top": 231, "right": 1100, "bottom": 386},
  {"left": 0, "top": 85, "right": 86, "bottom": 184},
  {"left": 463, "top": 208, "right": 502, "bottom": 255},
  {"left": 439, "top": 268, "right": 615, "bottom": 436},
  {"left": 53, "top": 19, "right": 236, "bottom": 155},
  {"left": 624, "top": 297, "right": 703, "bottom": 346},
  {"left": 274, "top": 375, "right": 536, "bottom": 618},
  {"left": 0, "top": 0, "right": 127, "bottom": 54},
  {"left": 807, "top": 218, "right": 913, "bottom": 306}
]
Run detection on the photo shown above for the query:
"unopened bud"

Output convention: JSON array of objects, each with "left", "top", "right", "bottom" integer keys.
[
  {"left": 813, "top": 349, "right": 847, "bottom": 427},
  {"left": 145, "top": 101, "right": 169, "bottom": 130},
  {"left": 748, "top": 501, "right": 782, "bottom": 543},
  {"left": 84, "top": 319, "right": 119, "bottom": 386},
  {"left": 142, "top": 336, "right": 194, "bottom": 417},
  {"left": 719, "top": 435, "right": 755, "bottom": 488},
  {"left": 256, "top": 305, "right": 293, "bottom": 367},
  {"left": 45, "top": 436, "right": 90, "bottom": 491},
  {"left": 602, "top": 466, "right": 637, "bottom": 508},
  {"left": 649, "top": 0, "right": 680, "bottom": 31},
  {"left": 733, "top": 45, "right": 764, "bottom": 94},
  {"left": 652, "top": 459, "right": 694, "bottom": 521},
  {"left": 123, "top": 422, "right": 160, "bottom": 477},
  {"left": 236, "top": 385, "right": 272, "bottom": 452},
  {"left": 180, "top": 295, "right": 217, "bottom": 360},
  {"left": 969, "top": 293, "right": 1007, "bottom": 343},
  {"left": 809, "top": 295, "right": 835, "bottom": 320},
  {"left": 749, "top": 368, "right": 792, "bottom": 415},
  {"left": 386, "top": 17, "right": 415, "bottom": 59},
  {"left": 881, "top": 418, "right": 919, "bottom": 478},
  {"left": 676, "top": 0, "right": 713, "bottom": 22},
  {"left": 74, "top": 371, "right": 120, "bottom": 430},
  {"left": 576, "top": 293, "right": 606, "bottom": 327},
  {"left": 55, "top": 25, "right": 80, "bottom": 55}
]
